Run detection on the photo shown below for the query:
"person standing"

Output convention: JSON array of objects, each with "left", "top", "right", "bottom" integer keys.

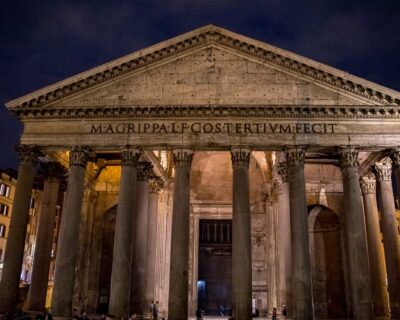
[
  {"left": 153, "top": 301, "right": 159, "bottom": 320},
  {"left": 272, "top": 307, "right": 277, "bottom": 320},
  {"left": 282, "top": 305, "right": 287, "bottom": 318}
]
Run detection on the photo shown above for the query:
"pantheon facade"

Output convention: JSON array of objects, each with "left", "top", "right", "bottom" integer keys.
[{"left": 0, "top": 25, "right": 400, "bottom": 320}]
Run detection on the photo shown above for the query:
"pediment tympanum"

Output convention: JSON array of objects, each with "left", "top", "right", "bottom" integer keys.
[
  {"left": 6, "top": 25, "right": 400, "bottom": 151},
  {"left": 6, "top": 24, "right": 400, "bottom": 113},
  {"left": 48, "top": 47, "right": 361, "bottom": 107}
]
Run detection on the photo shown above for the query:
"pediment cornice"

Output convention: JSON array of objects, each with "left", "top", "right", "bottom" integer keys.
[
  {"left": 6, "top": 25, "right": 400, "bottom": 110},
  {"left": 12, "top": 104, "right": 400, "bottom": 120}
]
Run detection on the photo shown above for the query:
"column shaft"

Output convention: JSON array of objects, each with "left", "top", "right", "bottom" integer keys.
[
  {"left": 0, "top": 145, "right": 39, "bottom": 313},
  {"left": 231, "top": 146, "right": 252, "bottom": 320},
  {"left": 339, "top": 147, "right": 374, "bottom": 320},
  {"left": 392, "top": 150, "right": 400, "bottom": 207},
  {"left": 27, "top": 163, "right": 63, "bottom": 311},
  {"left": 286, "top": 146, "right": 312, "bottom": 320},
  {"left": 109, "top": 147, "right": 140, "bottom": 318},
  {"left": 52, "top": 148, "right": 89, "bottom": 318},
  {"left": 360, "top": 174, "right": 389, "bottom": 318},
  {"left": 375, "top": 159, "right": 400, "bottom": 319},
  {"left": 168, "top": 149, "right": 193, "bottom": 320},
  {"left": 144, "top": 177, "right": 163, "bottom": 308},
  {"left": 131, "top": 161, "right": 152, "bottom": 316},
  {"left": 276, "top": 162, "right": 292, "bottom": 317}
]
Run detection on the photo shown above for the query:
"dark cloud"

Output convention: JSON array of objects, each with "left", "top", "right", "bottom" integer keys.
[{"left": 0, "top": 0, "right": 399, "bottom": 168}]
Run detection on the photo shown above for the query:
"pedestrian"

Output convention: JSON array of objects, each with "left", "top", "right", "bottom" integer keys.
[
  {"left": 149, "top": 301, "right": 155, "bottom": 319},
  {"left": 282, "top": 305, "right": 287, "bottom": 318},
  {"left": 272, "top": 307, "right": 277, "bottom": 320},
  {"left": 153, "top": 301, "right": 159, "bottom": 319}
]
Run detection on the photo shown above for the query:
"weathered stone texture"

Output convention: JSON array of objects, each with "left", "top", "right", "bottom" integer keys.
[{"left": 56, "top": 48, "right": 359, "bottom": 107}]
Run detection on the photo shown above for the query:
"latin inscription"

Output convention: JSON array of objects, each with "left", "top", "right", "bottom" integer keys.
[{"left": 90, "top": 122, "right": 337, "bottom": 135}]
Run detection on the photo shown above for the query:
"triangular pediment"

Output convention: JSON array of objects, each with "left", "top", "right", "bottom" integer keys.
[
  {"left": 6, "top": 24, "right": 400, "bottom": 110},
  {"left": 49, "top": 47, "right": 363, "bottom": 107}
]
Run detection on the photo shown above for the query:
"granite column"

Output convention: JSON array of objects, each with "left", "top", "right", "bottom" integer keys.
[
  {"left": 168, "top": 148, "right": 193, "bottom": 320},
  {"left": 131, "top": 161, "right": 153, "bottom": 316},
  {"left": 286, "top": 146, "right": 313, "bottom": 320},
  {"left": 338, "top": 147, "right": 374, "bottom": 320},
  {"left": 109, "top": 147, "right": 141, "bottom": 318},
  {"left": 52, "top": 148, "right": 89, "bottom": 319},
  {"left": 145, "top": 176, "right": 163, "bottom": 309},
  {"left": 375, "top": 159, "right": 400, "bottom": 319},
  {"left": 27, "top": 163, "right": 64, "bottom": 311},
  {"left": 360, "top": 173, "right": 390, "bottom": 318},
  {"left": 230, "top": 146, "right": 252, "bottom": 320},
  {"left": 276, "top": 162, "right": 292, "bottom": 317},
  {"left": 0, "top": 145, "right": 41, "bottom": 313},
  {"left": 391, "top": 150, "right": 400, "bottom": 207}
]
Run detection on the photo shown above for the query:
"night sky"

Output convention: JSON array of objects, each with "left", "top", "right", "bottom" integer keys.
[{"left": 1, "top": 0, "right": 399, "bottom": 169}]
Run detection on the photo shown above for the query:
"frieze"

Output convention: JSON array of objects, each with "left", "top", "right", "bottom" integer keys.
[
  {"left": 7, "top": 28, "right": 399, "bottom": 109},
  {"left": 90, "top": 121, "right": 337, "bottom": 135},
  {"left": 11, "top": 104, "right": 400, "bottom": 120}
]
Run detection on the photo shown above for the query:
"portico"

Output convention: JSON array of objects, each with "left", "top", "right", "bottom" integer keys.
[{"left": 1, "top": 25, "right": 400, "bottom": 320}]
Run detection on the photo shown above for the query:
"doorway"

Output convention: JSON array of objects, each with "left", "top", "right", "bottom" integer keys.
[
  {"left": 198, "top": 219, "right": 232, "bottom": 316},
  {"left": 309, "top": 205, "right": 347, "bottom": 319}
]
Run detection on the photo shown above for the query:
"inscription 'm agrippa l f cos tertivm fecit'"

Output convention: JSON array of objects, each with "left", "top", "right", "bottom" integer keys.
[{"left": 90, "top": 122, "right": 338, "bottom": 135}]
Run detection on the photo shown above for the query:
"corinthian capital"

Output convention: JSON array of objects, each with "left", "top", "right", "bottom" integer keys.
[
  {"left": 230, "top": 146, "right": 251, "bottom": 168},
  {"left": 137, "top": 161, "right": 153, "bottom": 181},
  {"left": 391, "top": 149, "right": 400, "bottom": 167},
  {"left": 338, "top": 147, "right": 359, "bottom": 168},
  {"left": 360, "top": 173, "right": 376, "bottom": 194},
  {"left": 276, "top": 162, "right": 288, "bottom": 182},
  {"left": 173, "top": 148, "right": 194, "bottom": 167},
  {"left": 285, "top": 146, "right": 306, "bottom": 166},
  {"left": 374, "top": 158, "right": 392, "bottom": 181},
  {"left": 149, "top": 176, "right": 164, "bottom": 193},
  {"left": 69, "top": 147, "right": 90, "bottom": 167},
  {"left": 16, "top": 144, "right": 43, "bottom": 165},
  {"left": 120, "top": 146, "right": 141, "bottom": 167}
]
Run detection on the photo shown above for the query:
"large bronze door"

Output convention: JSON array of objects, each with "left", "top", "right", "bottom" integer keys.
[{"left": 198, "top": 219, "right": 232, "bottom": 315}]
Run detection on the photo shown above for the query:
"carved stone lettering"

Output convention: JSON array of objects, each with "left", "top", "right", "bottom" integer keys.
[{"left": 89, "top": 121, "right": 338, "bottom": 135}]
